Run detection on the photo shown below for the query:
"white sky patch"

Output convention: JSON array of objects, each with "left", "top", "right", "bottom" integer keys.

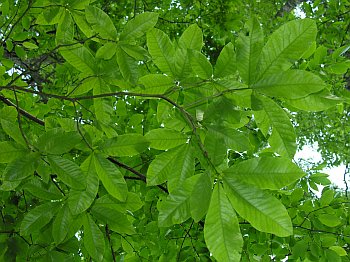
[
  {"left": 295, "top": 143, "right": 347, "bottom": 195},
  {"left": 294, "top": 5, "right": 306, "bottom": 19}
]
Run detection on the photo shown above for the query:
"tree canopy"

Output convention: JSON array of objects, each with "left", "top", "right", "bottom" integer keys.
[{"left": 0, "top": 0, "right": 350, "bottom": 261}]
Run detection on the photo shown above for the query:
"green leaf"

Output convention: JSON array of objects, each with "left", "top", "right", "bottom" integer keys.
[
  {"left": 223, "top": 157, "right": 305, "bottom": 190},
  {"left": 85, "top": 6, "right": 117, "bottom": 40},
  {"left": 147, "top": 28, "right": 175, "bottom": 75},
  {"left": 101, "top": 134, "right": 149, "bottom": 157},
  {"left": 52, "top": 204, "right": 73, "bottom": 244},
  {"left": 257, "top": 19, "right": 317, "bottom": 80},
  {"left": 72, "top": 10, "right": 94, "bottom": 38},
  {"left": 22, "top": 41, "right": 39, "bottom": 49},
  {"left": 190, "top": 173, "right": 212, "bottom": 222},
  {"left": 56, "top": 10, "right": 74, "bottom": 45},
  {"left": 116, "top": 47, "right": 139, "bottom": 84},
  {"left": 0, "top": 141, "right": 27, "bottom": 163},
  {"left": 318, "top": 214, "right": 341, "bottom": 227},
  {"left": 36, "top": 129, "right": 81, "bottom": 155},
  {"left": 96, "top": 42, "right": 117, "bottom": 60},
  {"left": 23, "top": 179, "right": 62, "bottom": 200},
  {"left": 329, "top": 246, "right": 347, "bottom": 256},
  {"left": 214, "top": 42, "right": 236, "bottom": 78},
  {"left": 253, "top": 70, "right": 325, "bottom": 99},
  {"left": 223, "top": 177, "right": 293, "bottom": 237},
  {"left": 91, "top": 205, "right": 135, "bottom": 235},
  {"left": 36, "top": 7, "right": 62, "bottom": 25},
  {"left": 286, "top": 91, "right": 343, "bottom": 112},
  {"left": 83, "top": 213, "right": 105, "bottom": 262},
  {"left": 48, "top": 155, "right": 87, "bottom": 190},
  {"left": 236, "top": 18, "right": 264, "bottom": 84},
  {"left": 158, "top": 176, "right": 197, "bottom": 227},
  {"left": 93, "top": 154, "right": 128, "bottom": 201},
  {"left": 93, "top": 78, "right": 112, "bottom": 124},
  {"left": 60, "top": 44, "right": 96, "bottom": 74},
  {"left": 3, "top": 153, "right": 39, "bottom": 181},
  {"left": 20, "top": 202, "right": 58, "bottom": 236},
  {"left": 120, "top": 12, "right": 158, "bottom": 41},
  {"left": 206, "top": 125, "right": 252, "bottom": 152},
  {"left": 68, "top": 155, "right": 99, "bottom": 215},
  {"left": 145, "top": 128, "right": 188, "bottom": 150},
  {"left": 174, "top": 47, "right": 192, "bottom": 78},
  {"left": 147, "top": 144, "right": 194, "bottom": 191},
  {"left": 120, "top": 44, "right": 148, "bottom": 60},
  {"left": 188, "top": 50, "right": 213, "bottom": 79},
  {"left": 204, "top": 183, "right": 242, "bottom": 262},
  {"left": 256, "top": 95, "right": 296, "bottom": 158},
  {"left": 178, "top": 24, "right": 203, "bottom": 51},
  {"left": 137, "top": 74, "right": 174, "bottom": 94},
  {"left": 1, "top": 119, "right": 27, "bottom": 146}
]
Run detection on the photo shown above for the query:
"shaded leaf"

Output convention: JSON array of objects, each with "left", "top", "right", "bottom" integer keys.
[
  {"left": 223, "top": 177, "right": 293, "bottom": 237},
  {"left": 145, "top": 128, "right": 188, "bottom": 150},
  {"left": 93, "top": 154, "right": 128, "bottom": 201},
  {"left": 83, "top": 213, "right": 105, "bottom": 262},
  {"left": 223, "top": 157, "right": 305, "bottom": 190},
  {"left": 48, "top": 155, "right": 87, "bottom": 190},
  {"left": 204, "top": 183, "right": 242, "bottom": 262},
  {"left": 101, "top": 134, "right": 149, "bottom": 157}
]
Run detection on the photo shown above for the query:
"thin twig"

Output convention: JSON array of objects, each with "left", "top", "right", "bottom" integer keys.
[
  {"left": 0, "top": 95, "right": 45, "bottom": 126},
  {"left": 105, "top": 225, "right": 116, "bottom": 262}
]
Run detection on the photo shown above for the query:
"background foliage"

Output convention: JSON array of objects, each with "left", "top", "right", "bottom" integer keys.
[{"left": 0, "top": 0, "right": 350, "bottom": 261}]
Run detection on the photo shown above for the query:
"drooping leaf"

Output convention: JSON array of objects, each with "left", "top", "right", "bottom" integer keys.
[
  {"left": 147, "top": 144, "right": 194, "bottom": 191},
  {"left": 256, "top": 94, "right": 297, "bottom": 158},
  {"left": 116, "top": 47, "right": 139, "bottom": 84},
  {"left": 145, "top": 128, "right": 188, "bottom": 150},
  {"left": 91, "top": 204, "right": 135, "bottom": 235},
  {"left": 318, "top": 214, "right": 341, "bottom": 227},
  {"left": 204, "top": 183, "right": 243, "bottom": 262},
  {"left": 93, "top": 78, "right": 112, "bottom": 124},
  {"left": 286, "top": 91, "right": 343, "bottom": 112},
  {"left": 206, "top": 125, "right": 252, "bottom": 152},
  {"left": 147, "top": 28, "right": 175, "bottom": 75},
  {"left": 20, "top": 202, "right": 59, "bottom": 236},
  {"left": 236, "top": 18, "right": 264, "bottom": 84},
  {"left": 223, "top": 157, "right": 305, "bottom": 190},
  {"left": 56, "top": 10, "right": 74, "bottom": 45},
  {"left": 0, "top": 141, "right": 27, "bottom": 163},
  {"left": 101, "top": 134, "right": 149, "bottom": 157},
  {"left": 223, "top": 176, "right": 293, "bottom": 237},
  {"left": 68, "top": 155, "right": 99, "bottom": 215},
  {"left": 23, "top": 179, "right": 62, "bottom": 200},
  {"left": 83, "top": 213, "right": 105, "bottom": 262},
  {"left": 3, "top": 152, "right": 39, "bottom": 181},
  {"left": 36, "top": 129, "right": 81, "bottom": 155},
  {"left": 1, "top": 119, "right": 27, "bottom": 146},
  {"left": 60, "top": 44, "right": 96, "bottom": 74},
  {"left": 85, "top": 6, "right": 117, "bottom": 40},
  {"left": 93, "top": 154, "right": 128, "bottom": 201},
  {"left": 190, "top": 173, "right": 212, "bottom": 222},
  {"left": 48, "top": 155, "right": 87, "bottom": 190},
  {"left": 253, "top": 70, "right": 325, "bottom": 99},
  {"left": 157, "top": 176, "right": 198, "bottom": 227},
  {"left": 120, "top": 12, "right": 159, "bottom": 41},
  {"left": 52, "top": 204, "right": 73, "bottom": 244},
  {"left": 257, "top": 19, "right": 317, "bottom": 80},
  {"left": 138, "top": 74, "right": 174, "bottom": 94}
]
